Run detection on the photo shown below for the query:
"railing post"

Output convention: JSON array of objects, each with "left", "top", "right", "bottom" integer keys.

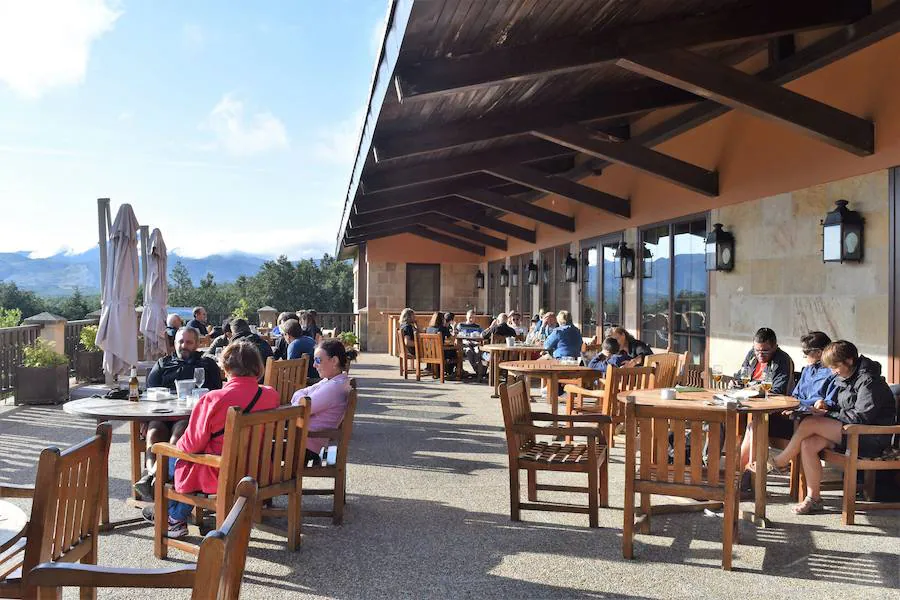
[{"left": 23, "top": 312, "right": 67, "bottom": 354}]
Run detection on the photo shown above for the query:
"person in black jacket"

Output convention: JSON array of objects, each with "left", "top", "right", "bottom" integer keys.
[
  {"left": 230, "top": 318, "right": 273, "bottom": 380},
  {"left": 185, "top": 306, "right": 209, "bottom": 336},
  {"left": 606, "top": 327, "right": 653, "bottom": 365},
  {"left": 734, "top": 327, "right": 793, "bottom": 395},
  {"left": 769, "top": 340, "right": 897, "bottom": 514}
]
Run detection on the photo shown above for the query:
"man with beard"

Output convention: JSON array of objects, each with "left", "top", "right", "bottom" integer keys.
[{"left": 133, "top": 327, "right": 222, "bottom": 500}]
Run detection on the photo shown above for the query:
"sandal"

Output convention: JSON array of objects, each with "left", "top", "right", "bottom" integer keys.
[
  {"left": 766, "top": 456, "right": 789, "bottom": 476},
  {"left": 792, "top": 496, "right": 824, "bottom": 515}
]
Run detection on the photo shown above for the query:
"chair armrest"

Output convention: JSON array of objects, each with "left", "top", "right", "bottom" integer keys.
[
  {"left": 0, "top": 483, "right": 34, "bottom": 498},
  {"left": 29, "top": 562, "right": 196, "bottom": 589},
  {"left": 512, "top": 424, "right": 603, "bottom": 439},
  {"left": 562, "top": 384, "right": 603, "bottom": 397},
  {"left": 150, "top": 442, "right": 222, "bottom": 467},
  {"left": 842, "top": 424, "right": 900, "bottom": 435},
  {"left": 308, "top": 428, "right": 341, "bottom": 439},
  {"left": 529, "top": 412, "right": 611, "bottom": 424}
]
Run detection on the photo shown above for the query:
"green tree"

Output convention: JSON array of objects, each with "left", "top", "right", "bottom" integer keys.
[
  {"left": 0, "top": 282, "right": 44, "bottom": 318},
  {"left": 0, "top": 307, "right": 22, "bottom": 327}
]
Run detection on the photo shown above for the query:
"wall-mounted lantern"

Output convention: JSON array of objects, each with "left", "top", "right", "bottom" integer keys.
[
  {"left": 526, "top": 260, "right": 538, "bottom": 285},
  {"left": 475, "top": 269, "right": 485, "bottom": 289},
  {"left": 614, "top": 242, "right": 636, "bottom": 279},
  {"left": 705, "top": 223, "right": 736, "bottom": 271},
  {"left": 510, "top": 266, "right": 519, "bottom": 287},
  {"left": 822, "top": 200, "right": 864, "bottom": 263},
  {"left": 564, "top": 252, "right": 578, "bottom": 283},
  {"left": 499, "top": 265, "right": 509, "bottom": 287},
  {"left": 641, "top": 244, "right": 653, "bottom": 279}
]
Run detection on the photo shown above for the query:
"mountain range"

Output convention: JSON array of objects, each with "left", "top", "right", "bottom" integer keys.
[{"left": 0, "top": 247, "right": 270, "bottom": 296}]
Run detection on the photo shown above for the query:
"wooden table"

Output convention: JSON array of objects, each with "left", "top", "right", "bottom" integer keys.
[
  {"left": 64, "top": 396, "right": 194, "bottom": 530},
  {"left": 616, "top": 388, "right": 798, "bottom": 526},
  {"left": 482, "top": 344, "right": 544, "bottom": 396},
  {"left": 0, "top": 500, "right": 27, "bottom": 553},
  {"left": 500, "top": 360, "right": 598, "bottom": 423}
]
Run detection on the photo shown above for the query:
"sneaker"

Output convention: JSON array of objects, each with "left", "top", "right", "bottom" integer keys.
[
  {"left": 133, "top": 473, "right": 154, "bottom": 501},
  {"left": 141, "top": 506, "right": 188, "bottom": 538}
]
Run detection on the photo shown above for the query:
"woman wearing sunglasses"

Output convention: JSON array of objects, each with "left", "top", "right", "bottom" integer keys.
[{"left": 290, "top": 339, "right": 352, "bottom": 464}]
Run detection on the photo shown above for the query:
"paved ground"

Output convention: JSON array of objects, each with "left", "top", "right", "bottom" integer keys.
[{"left": 1, "top": 353, "right": 898, "bottom": 599}]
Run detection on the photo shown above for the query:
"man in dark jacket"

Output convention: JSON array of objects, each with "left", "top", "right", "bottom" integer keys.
[
  {"left": 230, "top": 318, "right": 273, "bottom": 380},
  {"left": 735, "top": 327, "right": 793, "bottom": 395},
  {"left": 185, "top": 306, "right": 209, "bottom": 336}
]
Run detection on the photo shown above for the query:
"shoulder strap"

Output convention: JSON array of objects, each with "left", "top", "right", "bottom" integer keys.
[{"left": 210, "top": 386, "right": 264, "bottom": 439}]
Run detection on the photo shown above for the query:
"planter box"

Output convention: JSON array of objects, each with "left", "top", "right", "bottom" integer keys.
[
  {"left": 75, "top": 350, "right": 104, "bottom": 383},
  {"left": 15, "top": 365, "right": 69, "bottom": 405}
]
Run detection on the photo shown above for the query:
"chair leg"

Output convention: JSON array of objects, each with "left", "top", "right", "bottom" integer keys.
[
  {"left": 588, "top": 459, "right": 599, "bottom": 528},
  {"left": 79, "top": 540, "right": 98, "bottom": 600},
  {"left": 439, "top": 362, "right": 445, "bottom": 383},
  {"left": 722, "top": 490, "right": 736, "bottom": 571},
  {"left": 842, "top": 461, "right": 858, "bottom": 526},
  {"left": 599, "top": 455, "right": 609, "bottom": 508},
  {"left": 416, "top": 360, "right": 421, "bottom": 381},
  {"left": 608, "top": 422, "right": 616, "bottom": 449},
  {"left": 788, "top": 457, "right": 801, "bottom": 502},
  {"left": 509, "top": 466, "right": 521, "bottom": 522},
  {"left": 153, "top": 457, "right": 168, "bottom": 559},
  {"left": 623, "top": 479, "right": 635, "bottom": 559},
  {"left": 288, "top": 491, "right": 301, "bottom": 550},
  {"left": 333, "top": 472, "right": 346, "bottom": 525},
  {"left": 639, "top": 491, "right": 651, "bottom": 534},
  {"left": 527, "top": 469, "right": 537, "bottom": 502}
]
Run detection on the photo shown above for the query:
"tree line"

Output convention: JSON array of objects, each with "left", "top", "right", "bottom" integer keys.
[{"left": 0, "top": 254, "right": 353, "bottom": 327}]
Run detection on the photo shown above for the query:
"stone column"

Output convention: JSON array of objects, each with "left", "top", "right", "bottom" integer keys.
[{"left": 23, "top": 312, "right": 67, "bottom": 354}]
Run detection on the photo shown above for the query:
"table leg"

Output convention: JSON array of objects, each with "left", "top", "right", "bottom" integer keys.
[
  {"left": 98, "top": 418, "right": 111, "bottom": 531},
  {"left": 743, "top": 412, "right": 771, "bottom": 527},
  {"left": 130, "top": 422, "right": 142, "bottom": 500},
  {"left": 549, "top": 374, "right": 559, "bottom": 429},
  {"left": 491, "top": 351, "right": 500, "bottom": 398}
]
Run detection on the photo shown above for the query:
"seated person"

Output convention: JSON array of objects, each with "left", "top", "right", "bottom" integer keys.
[
  {"left": 398, "top": 308, "right": 418, "bottom": 356},
  {"left": 538, "top": 311, "right": 558, "bottom": 339},
  {"left": 769, "top": 341, "right": 897, "bottom": 514},
  {"left": 456, "top": 310, "right": 483, "bottom": 336},
  {"left": 300, "top": 310, "right": 323, "bottom": 343},
  {"left": 456, "top": 310, "right": 484, "bottom": 378},
  {"left": 134, "top": 326, "right": 222, "bottom": 500},
  {"left": 507, "top": 311, "right": 526, "bottom": 336},
  {"left": 272, "top": 311, "right": 296, "bottom": 337},
  {"left": 205, "top": 319, "right": 232, "bottom": 358},
  {"left": 290, "top": 339, "right": 352, "bottom": 464},
  {"left": 164, "top": 313, "right": 183, "bottom": 354},
  {"left": 142, "top": 340, "right": 280, "bottom": 538},
  {"left": 606, "top": 326, "right": 653, "bottom": 365},
  {"left": 282, "top": 318, "right": 318, "bottom": 382},
  {"left": 426, "top": 311, "right": 458, "bottom": 375},
  {"left": 587, "top": 337, "right": 633, "bottom": 376},
  {"left": 482, "top": 312, "right": 517, "bottom": 341},
  {"left": 272, "top": 312, "right": 299, "bottom": 359},
  {"left": 734, "top": 327, "right": 792, "bottom": 394},
  {"left": 230, "top": 318, "right": 273, "bottom": 379},
  {"left": 524, "top": 314, "right": 542, "bottom": 344},
  {"left": 186, "top": 306, "right": 209, "bottom": 336},
  {"left": 544, "top": 310, "right": 583, "bottom": 359}
]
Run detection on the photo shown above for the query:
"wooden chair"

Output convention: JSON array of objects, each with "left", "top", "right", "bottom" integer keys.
[
  {"left": 0, "top": 423, "right": 111, "bottom": 599},
  {"left": 645, "top": 352, "right": 685, "bottom": 388},
  {"left": 303, "top": 380, "right": 358, "bottom": 524},
  {"left": 500, "top": 380, "right": 610, "bottom": 527},
  {"left": 677, "top": 363, "right": 705, "bottom": 387},
  {"left": 703, "top": 371, "right": 734, "bottom": 390},
  {"left": 396, "top": 328, "right": 415, "bottom": 379},
  {"left": 263, "top": 356, "right": 309, "bottom": 405},
  {"left": 565, "top": 365, "right": 656, "bottom": 448},
  {"left": 415, "top": 332, "right": 446, "bottom": 383},
  {"left": 152, "top": 402, "right": 310, "bottom": 557},
  {"left": 30, "top": 477, "right": 258, "bottom": 600},
  {"left": 622, "top": 397, "right": 741, "bottom": 570}
]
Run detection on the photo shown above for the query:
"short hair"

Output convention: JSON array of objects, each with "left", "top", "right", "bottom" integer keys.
[
  {"left": 222, "top": 318, "right": 232, "bottom": 334},
  {"left": 754, "top": 327, "right": 777, "bottom": 345},
  {"left": 531, "top": 314, "right": 540, "bottom": 323},
  {"left": 428, "top": 311, "right": 441, "bottom": 328},
  {"left": 307, "top": 309, "right": 318, "bottom": 323},
  {"left": 822, "top": 340, "right": 858, "bottom": 368},
  {"left": 231, "top": 318, "right": 251, "bottom": 335},
  {"left": 466, "top": 309, "right": 475, "bottom": 320},
  {"left": 319, "top": 338, "right": 349, "bottom": 369},
  {"left": 602, "top": 337, "right": 620, "bottom": 354},
  {"left": 497, "top": 313, "right": 508, "bottom": 324},
  {"left": 283, "top": 319, "right": 303, "bottom": 338},
  {"left": 557, "top": 310, "right": 570, "bottom": 325},
  {"left": 277, "top": 312, "right": 298, "bottom": 325},
  {"left": 177, "top": 326, "right": 200, "bottom": 341},
  {"left": 166, "top": 313, "right": 182, "bottom": 327},
  {"left": 192, "top": 306, "right": 205, "bottom": 318},
  {"left": 220, "top": 340, "right": 263, "bottom": 378},
  {"left": 443, "top": 312, "right": 455, "bottom": 323},
  {"left": 800, "top": 331, "right": 831, "bottom": 353}
]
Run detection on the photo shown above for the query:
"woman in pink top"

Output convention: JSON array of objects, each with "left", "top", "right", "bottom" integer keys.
[
  {"left": 291, "top": 339, "right": 352, "bottom": 463},
  {"left": 143, "top": 340, "right": 280, "bottom": 538}
]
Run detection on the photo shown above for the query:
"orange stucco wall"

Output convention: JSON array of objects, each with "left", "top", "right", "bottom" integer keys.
[{"left": 366, "top": 232, "right": 483, "bottom": 263}]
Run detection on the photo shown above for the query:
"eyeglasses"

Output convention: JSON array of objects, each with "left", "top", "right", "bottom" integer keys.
[
  {"left": 801, "top": 348, "right": 823, "bottom": 356},
  {"left": 313, "top": 356, "right": 321, "bottom": 365}
]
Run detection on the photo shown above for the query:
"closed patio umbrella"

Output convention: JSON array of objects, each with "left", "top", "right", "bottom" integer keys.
[
  {"left": 139, "top": 228, "right": 168, "bottom": 360},
  {"left": 96, "top": 203, "right": 140, "bottom": 376}
]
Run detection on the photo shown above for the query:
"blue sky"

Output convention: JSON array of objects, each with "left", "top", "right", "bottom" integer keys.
[{"left": 0, "top": 0, "right": 387, "bottom": 259}]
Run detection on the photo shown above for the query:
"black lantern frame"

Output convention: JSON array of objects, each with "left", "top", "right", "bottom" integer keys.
[
  {"left": 475, "top": 269, "right": 485, "bottom": 289},
  {"left": 564, "top": 252, "right": 578, "bottom": 283},
  {"left": 641, "top": 244, "right": 653, "bottom": 279},
  {"left": 822, "top": 200, "right": 864, "bottom": 263},
  {"left": 526, "top": 260, "right": 538, "bottom": 285},
  {"left": 614, "top": 242, "right": 636, "bottom": 279},
  {"left": 499, "top": 265, "right": 509, "bottom": 287},
  {"left": 510, "top": 266, "right": 519, "bottom": 287},
  {"left": 705, "top": 223, "right": 736, "bottom": 271}
]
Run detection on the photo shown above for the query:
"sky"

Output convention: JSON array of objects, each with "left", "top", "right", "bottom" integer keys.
[{"left": 0, "top": 0, "right": 388, "bottom": 259}]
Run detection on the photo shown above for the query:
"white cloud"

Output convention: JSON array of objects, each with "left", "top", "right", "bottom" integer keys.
[
  {"left": 203, "top": 93, "right": 289, "bottom": 157},
  {"left": 312, "top": 109, "right": 364, "bottom": 169},
  {"left": 171, "top": 226, "right": 335, "bottom": 260},
  {"left": 0, "top": 0, "right": 121, "bottom": 98},
  {"left": 117, "top": 110, "right": 133, "bottom": 122}
]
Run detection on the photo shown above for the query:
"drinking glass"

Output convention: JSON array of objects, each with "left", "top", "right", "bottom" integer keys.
[
  {"left": 175, "top": 379, "right": 194, "bottom": 403},
  {"left": 711, "top": 364, "right": 723, "bottom": 386},
  {"left": 193, "top": 367, "right": 206, "bottom": 389},
  {"left": 761, "top": 371, "right": 774, "bottom": 398},
  {"left": 739, "top": 366, "right": 752, "bottom": 387}
]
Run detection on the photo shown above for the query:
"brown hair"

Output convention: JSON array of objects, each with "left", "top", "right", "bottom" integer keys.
[
  {"left": 282, "top": 319, "right": 303, "bottom": 338},
  {"left": 822, "top": 340, "right": 858, "bottom": 368},
  {"left": 428, "top": 311, "right": 441, "bottom": 328},
  {"left": 278, "top": 312, "right": 298, "bottom": 325},
  {"left": 319, "top": 338, "right": 349, "bottom": 369},
  {"left": 800, "top": 331, "right": 831, "bottom": 354},
  {"left": 220, "top": 340, "right": 263, "bottom": 378}
]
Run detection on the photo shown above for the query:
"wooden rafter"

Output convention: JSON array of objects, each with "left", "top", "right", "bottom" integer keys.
[
  {"left": 408, "top": 226, "right": 486, "bottom": 256},
  {"left": 421, "top": 218, "right": 508, "bottom": 250},
  {"left": 356, "top": 173, "right": 529, "bottom": 214},
  {"left": 456, "top": 189, "right": 575, "bottom": 232},
  {"left": 437, "top": 205, "right": 537, "bottom": 244}
]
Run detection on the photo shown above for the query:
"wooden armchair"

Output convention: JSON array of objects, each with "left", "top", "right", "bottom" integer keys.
[
  {"left": 500, "top": 380, "right": 610, "bottom": 527},
  {"left": 263, "top": 356, "right": 309, "bottom": 405},
  {"left": 415, "top": 332, "right": 447, "bottom": 383},
  {"left": 30, "top": 477, "right": 258, "bottom": 600},
  {"left": 646, "top": 352, "right": 685, "bottom": 388},
  {"left": 0, "top": 423, "right": 111, "bottom": 599},
  {"left": 303, "top": 380, "right": 358, "bottom": 524},
  {"left": 152, "top": 402, "right": 310, "bottom": 557},
  {"left": 396, "top": 328, "right": 415, "bottom": 379},
  {"left": 564, "top": 365, "right": 656, "bottom": 448},
  {"left": 623, "top": 398, "right": 741, "bottom": 570},
  {"left": 677, "top": 363, "right": 705, "bottom": 387}
]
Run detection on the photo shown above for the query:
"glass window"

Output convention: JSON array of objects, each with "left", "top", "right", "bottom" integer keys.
[
  {"left": 539, "top": 245, "right": 571, "bottom": 313},
  {"left": 602, "top": 243, "right": 621, "bottom": 329},
  {"left": 580, "top": 234, "right": 624, "bottom": 337},
  {"left": 514, "top": 253, "right": 533, "bottom": 317},
  {"left": 539, "top": 249, "right": 553, "bottom": 313},
  {"left": 581, "top": 246, "right": 599, "bottom": 331},
  {"left": 488, "top": 260, "right": 505, "bottom": 317},
  {"left": 406, "top": 264, "right": 440, "bottom": 311}
]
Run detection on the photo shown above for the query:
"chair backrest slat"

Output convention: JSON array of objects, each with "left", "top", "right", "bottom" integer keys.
[
  {"left": 679, "top": 364, "right": 704, "bottom": 387},
  {"left": 417, "top": 333, "right": 444, "bottom": 364},
  {"left": 603, "top": 366, "right": 656, "bottom": 421},
  {"left": 646, "top": 352, "right": 682, "bottom": 388},
  {"left": 500, "top": 380, "right": 534, "bottom": 452},
  {"left": 264, "top": 357, "right": 309, "bottom": 406}
]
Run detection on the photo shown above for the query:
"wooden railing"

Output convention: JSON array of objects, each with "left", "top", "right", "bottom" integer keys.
[
  {"left": 64, "top": 319, "right": 100, "bottom": 370},
  {"left": 0, "top": 324, "right": 41, "bottom": 395},
  {"left": 316, "top": 313, "right": 358, "bottom": 335}
]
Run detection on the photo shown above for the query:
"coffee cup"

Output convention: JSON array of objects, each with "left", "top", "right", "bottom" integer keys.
[{"left": 506, "top": 337, "right": 515, "bottom": 347}]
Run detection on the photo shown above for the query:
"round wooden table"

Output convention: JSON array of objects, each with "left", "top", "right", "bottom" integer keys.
[
  {"left": 617, "top": 388, "right": 799, "bottom": 525},
  {"left": 64, "top": 396, "right": 194, "bottom": 530},
  {"left": 0, "top": 500, "right": 27, "bottom": 553},
  {"left": 483, "top": 344, "right": 545, "bottom": 396},
  {"left": 500, "top": 360, "right": 598, "bottom": 423}
]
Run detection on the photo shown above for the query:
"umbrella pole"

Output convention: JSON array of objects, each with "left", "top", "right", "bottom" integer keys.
[
  {"left": 97, "top": 198, "right": 110, "bottom": 304},
  {"left": 139, "top": 225, "right": 149, "bottom": 288}
]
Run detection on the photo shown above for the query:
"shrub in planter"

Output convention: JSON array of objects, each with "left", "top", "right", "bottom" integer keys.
[
  {"left": 75, "top": 325, "right": 104, "bottom": 383},
  {"left": 16, "top": 339, "right": 69, "bottom": 405},
  {"left": 337, "top": 331, "right": 359, "bottom": 362}
]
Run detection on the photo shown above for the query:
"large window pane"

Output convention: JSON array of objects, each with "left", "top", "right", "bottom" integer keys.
[
  {"left": 554, "top": 247, "right": 572, "bottom": 311},
  {"left": 640, "top": 225, "right": 671, "bottom": 349},
  {"left": 518, "top": 254, "right": 533, "bottom": 317},
  {"left": 582, "top": 247, "right": 599, "bottom": 330},
  {"left": 673, "top": 220, "right": 707, "bottom": 363},
  {"left": 488, "top": 260, "right": 505, "bottom": 317},
  {"left": 539, "top": 250, "right": 553, "bottom": 312},
  {"left": 406, "top": 264, "right": 440, "bottom": 312},
  {"left": 602, "top": 243, "right": 621, "bottom": 329}
]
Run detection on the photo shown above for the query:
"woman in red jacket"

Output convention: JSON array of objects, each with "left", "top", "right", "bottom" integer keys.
[{"left": 143, "top": 340, "right": 280, "bottom": 538}]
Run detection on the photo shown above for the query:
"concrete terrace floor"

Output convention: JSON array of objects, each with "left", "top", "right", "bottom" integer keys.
[{"left": 1, "top": 352, "right": 898, "bottom": 599}]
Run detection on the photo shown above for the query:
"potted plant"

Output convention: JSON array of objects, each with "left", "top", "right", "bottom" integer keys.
[
  {"left": 15, "top": 339, "right": 69, "bottom": 405},
  {"left": 337, "top": 331, "right": 359, "bottom": 368},
  {"left": 75, "top": 325, "right": 104, "bottom": 383}
]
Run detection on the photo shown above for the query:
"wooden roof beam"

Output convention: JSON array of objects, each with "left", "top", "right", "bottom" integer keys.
[
  {"left": 350, "top": 199, "right": 446, "bottom": 227},
  {"left": 355, "top": 173, "right": 531, "bottom": 214},
  {"left": 393, "top": 0, "right": 869, "bottom": 101},
  {"left": 436, "top": 206, "right": 537, "bottom": 244},
  {"left": 408, "top": 226, "right": 486, "bottom": 256},
  {"left": 456, "top": 189, "right": 575, "bottom": 232},
  {"left": 420, "top": 218, "right": 508, "bottom": 251},
  {"left": 532, "top": 125, "right": 719, "bottom": 196},
  {"left": 618, "top": 49, "right": 874, "bottom": 156}
]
